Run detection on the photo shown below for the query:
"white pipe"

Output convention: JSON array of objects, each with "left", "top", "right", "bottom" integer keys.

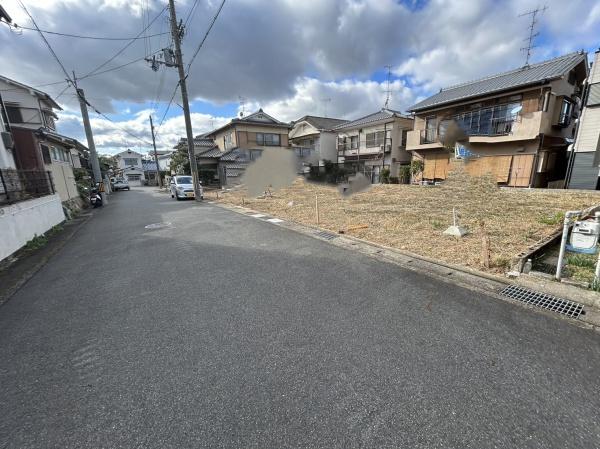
[{"left": 555, "top": 210, "right": 581, "bottom": 280}]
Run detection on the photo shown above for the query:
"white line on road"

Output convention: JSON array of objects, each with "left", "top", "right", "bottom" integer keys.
[
  {"left": 250, "top": 214, "right": 266, "bottom": 218},
  {"left": 267, "top": 218, "right": 284, "bottom": 223}
]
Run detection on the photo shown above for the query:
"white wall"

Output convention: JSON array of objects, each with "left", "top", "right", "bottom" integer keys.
[
  {"left": 0, "top": 112, "right": 16, "bottom": 169},
  {"left": 0, "top": 194, "right": 65, "bottom": 261}
]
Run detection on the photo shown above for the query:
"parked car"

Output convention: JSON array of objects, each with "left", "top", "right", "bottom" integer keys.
[
  {"left": 170, "top": 175, "right": 203, "bottom": 200},
  {"left": 113, "top": 178, "right": 130, "bottom": 191}
]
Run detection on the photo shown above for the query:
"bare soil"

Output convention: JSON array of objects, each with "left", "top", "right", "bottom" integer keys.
[{"left": 206, "top": 171, "right": 600, "bottom": 273}]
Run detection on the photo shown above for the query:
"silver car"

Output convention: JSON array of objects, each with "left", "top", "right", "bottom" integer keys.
[{"left": 169, "top": 175, "right": 203, "bottom": 200}]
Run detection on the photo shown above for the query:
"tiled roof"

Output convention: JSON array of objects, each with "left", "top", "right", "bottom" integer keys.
[
  {"left": 223, "top": 163, "right": 248, "bottom": 170},
  {"left": 333, "top": 109, "right": 410, "bottom": 130},
  {"left": 196, "top": 147, "right": 224, "bottom": 158},
  {"left": 294, "top": 115, "right": 348, "bottom": 130},
  {"left": 219, "top": 149, "right": 242, "bottom": 161},
  {"left": 408, "top": 52, "right": 587, "bottom": 112}
]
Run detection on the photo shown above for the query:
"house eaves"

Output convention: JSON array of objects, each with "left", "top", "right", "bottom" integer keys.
[
  {"left": 0, "top": 74, "right": 62, "bottom": 110},
  {"left": 333, "top": 109, "right": 411, "bottom": 131},
  {"left": 407, "top": 51, "right": 587, "bottom": 113}
]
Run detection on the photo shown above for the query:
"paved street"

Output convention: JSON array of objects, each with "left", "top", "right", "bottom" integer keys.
[{"left": 1, "top": 187, "right": 599, "bottom": 449}]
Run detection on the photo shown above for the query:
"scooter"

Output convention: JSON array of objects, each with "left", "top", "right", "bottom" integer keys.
[{"left": 90, "top": 189, "right": 103, "bottom": 208}]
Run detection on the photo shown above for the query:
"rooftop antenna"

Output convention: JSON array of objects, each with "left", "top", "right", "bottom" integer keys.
[
  {"left": 383, "top": 65, "right": 392, "bottom": 109},
  {"left": 238, "top": 95, "right": 246, "bottom": 117},
  {"left": 320, "top": 97, "right": 331, "bottom": 117},
  {"left": 519, "top": 5, "right": 548, "bottom": 66}
]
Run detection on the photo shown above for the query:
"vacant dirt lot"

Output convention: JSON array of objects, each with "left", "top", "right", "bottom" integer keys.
[{"left": 207, "top": 172, "right": 600, "bottom": 273}]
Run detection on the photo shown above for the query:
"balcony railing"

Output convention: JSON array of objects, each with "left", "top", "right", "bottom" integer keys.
[
  {"left": 420, "top": 129, "right": 439, "bottom": 144},
  {"left": 0, "top": 169, "right": 55, "bottom": 206},
  {"left": 337, "top": 137, "right": 392, "bottom": 153}
]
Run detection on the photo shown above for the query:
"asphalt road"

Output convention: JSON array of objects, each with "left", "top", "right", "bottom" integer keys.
[{"left": 1, "top": 187, "right": 599, "bottom": 449}]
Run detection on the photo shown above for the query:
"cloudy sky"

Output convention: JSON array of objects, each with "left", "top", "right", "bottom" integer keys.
[{"left": 1, "top": 0, "right": 599, "bottom": 155}]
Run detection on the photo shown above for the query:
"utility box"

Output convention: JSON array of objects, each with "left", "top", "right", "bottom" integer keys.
[{"left": 566, "top": 213, "right": 600, "bottom": 254}]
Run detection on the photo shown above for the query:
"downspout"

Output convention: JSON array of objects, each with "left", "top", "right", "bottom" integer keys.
[{"left": 530, "top": 133, "right": 544, "bottom": 188}]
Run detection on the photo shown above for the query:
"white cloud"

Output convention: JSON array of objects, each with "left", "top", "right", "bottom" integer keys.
[
  {"left": 57, "top": 108, "right": 229, "bottom": 155},
  {"left": 257, "top": 77, "right": 417, "bottom": 122}
]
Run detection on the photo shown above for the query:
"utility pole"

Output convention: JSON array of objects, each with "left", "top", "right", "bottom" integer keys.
[
  {"left": 73, "top": 72, "right": 102, "bottom": 184},
  {"left": 149, "top": 115, "right": 163, "bottom": 188},
  {"left": 167, "top": 0, "right": 201, "bottom": 200}
]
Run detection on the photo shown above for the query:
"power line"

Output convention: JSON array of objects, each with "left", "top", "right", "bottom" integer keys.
[
  {"left": 88, "top": 102, "right": 153, "bottom": 147},
  {"left": 184, "top": 0, "right": 201, "bottom": 27},
  {"left": 185, "top": 0, "right": 226, "bottom": 75},
  {"left": 82, "top": 4, "right": 168, "bottom": 79},
  {"left": 17, "top": 0, "right": 74, "bottom": 86},
  {"left": 4, "top": 22, "right": 170, "bottom": 40}
]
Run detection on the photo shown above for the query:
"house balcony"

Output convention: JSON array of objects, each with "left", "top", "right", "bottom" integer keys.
[
  {"left": 337, "top": 138, "right": 392, "bottom": 157},
  {"left": 407, "top": 110, "right": 545, "bottom": 151}
]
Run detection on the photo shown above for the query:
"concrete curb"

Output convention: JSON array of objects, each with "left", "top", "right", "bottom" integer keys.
[
  {"left": 0, "top": 213, "right": 92, "bottom": 307},
  {"left": 212, "top": 201, "right": 600, "bottom": 331}
]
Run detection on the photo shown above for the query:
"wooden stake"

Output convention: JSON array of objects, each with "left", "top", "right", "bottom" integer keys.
[
  {"left": 480, "top": 220, "right": 490, "bottom": 269},
  {"left": 315, "top": 194, "right": 320, "bottom": 225}
]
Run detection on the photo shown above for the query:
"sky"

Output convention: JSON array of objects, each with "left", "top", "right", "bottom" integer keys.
[{"left": 1, "top": 0, "right": 599, "bottom": 155}]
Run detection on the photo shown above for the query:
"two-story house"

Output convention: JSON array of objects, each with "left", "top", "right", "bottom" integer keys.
[
  {"left": 115, "top": 149, "right": 145, "bottom": 185},
  {"left": 566, "top": 49, "right": 600, "bottom": 190},
  {"left": 203, "top": 109, "right": 292, "bottom": 185},
  {"left": 289, "top": 115, "right": 348, "bottom": 168},
  {"left": 406, "top": 51, "right": 588, "bottom": 188},
  {"left": 0, "top": 75, "right": 80, "bottom": 202},
  {"left": 334, "top": 108, "right": 414, "bottom": 183}
]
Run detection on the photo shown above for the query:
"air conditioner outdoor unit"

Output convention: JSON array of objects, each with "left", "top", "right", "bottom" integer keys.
[{"left": 1, "top": 131, "right": 14, "bottom": 149}]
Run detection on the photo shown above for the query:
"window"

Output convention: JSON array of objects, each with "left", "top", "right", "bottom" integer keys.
[
  {"left": 256, "top": 133, "right": 280, "bottom": 146},
  {"left": 295, "top": 147, "right": 311, "bottom": 157},
  {"left": 350, "top": 136, "right": 358, "bottom": 149},
  {"left": 41, "top": 144, "right": 51, "bottom": 164},
  {"left": 558, "top": 98, "right": 573, "bottom": 127},
  {"left": 366, "top": 131, "right": 386, "bottom": 148},
  {"left": 123, "top": 157, "right": 139, "bottom": 167},
  {"left": 5, "top": 106, "right": 23, "bottom": 124},
  {"left": 587, "top": 83, "right": 600, "bottom": 106}
]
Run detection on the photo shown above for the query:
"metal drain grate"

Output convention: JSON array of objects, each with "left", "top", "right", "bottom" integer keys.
[
  {"left": 314, "top": 230, "right": 338, "bottom": 240},
  {"left": 500, "top": 285, "right": 584, "bottom": 319}
]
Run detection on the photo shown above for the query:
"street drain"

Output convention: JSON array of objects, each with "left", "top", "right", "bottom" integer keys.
[
  {"left": 499, "top": 285, "right": 584, "bottom": 319},
  {"left": 314, "top": 230, "right": 338, "bottom": 240},
  {"left": 145, "top": 222, "right": 172, "bottom": 230}
]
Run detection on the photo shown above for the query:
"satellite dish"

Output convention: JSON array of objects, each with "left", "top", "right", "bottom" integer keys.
[{"left": 510, "top": 105, "right": 523, "bottom": 115}]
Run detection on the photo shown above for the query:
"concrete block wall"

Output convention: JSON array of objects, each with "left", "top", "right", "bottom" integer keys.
[{"left": 0, "top": 194, "right": 65, "bottom": 261}]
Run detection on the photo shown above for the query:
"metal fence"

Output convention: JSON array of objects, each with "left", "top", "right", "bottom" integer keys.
[{"left": 0, "top": 169, "right": 55, "bottom": 206}]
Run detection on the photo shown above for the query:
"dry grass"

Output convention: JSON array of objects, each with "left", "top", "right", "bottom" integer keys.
[{"left": 205, "top": 169, "right": 600, "bottom": 273}]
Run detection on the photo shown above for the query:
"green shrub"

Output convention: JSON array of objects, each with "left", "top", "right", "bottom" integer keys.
[
  {"left": 566, "top": 253, "right": 596, "bottom": 269},
  {"left": 380, "top": 168, "right": 390, "bottom": 184},
  {"left": 398, "top": 165, "right": 411, "bottom": 184},
  {"left": 25, "top": 234, "right": 48, "bottom": 251}
]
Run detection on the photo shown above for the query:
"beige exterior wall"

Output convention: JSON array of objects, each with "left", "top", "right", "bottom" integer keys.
[
  {"left": 407, "top": 84, "right": 580, "bottom": 152},
  {"left": 48, "top": 160, "right": 78, "bottom": 202},
  {"left": 213, "top": 124, "right": 290, "bottom": 152}
]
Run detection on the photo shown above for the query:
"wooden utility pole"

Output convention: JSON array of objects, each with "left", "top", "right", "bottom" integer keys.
[
  {"left": 167, "top": 0, "right": 201, "bottom": 201},
  {"left": 73, "top": 72, "right": 102, "bottom": 184},
  {"left": 149, "top": 115, "right": 163, "bottom": 188}
]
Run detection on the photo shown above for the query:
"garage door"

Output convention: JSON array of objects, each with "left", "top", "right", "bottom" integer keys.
[{"left": 126, "top": 174, "right": 142, "bottom": 186}]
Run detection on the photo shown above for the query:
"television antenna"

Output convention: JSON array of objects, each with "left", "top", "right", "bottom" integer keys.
[
  {"left": 519, "top": 5, "right": 547, "bottom": 66},
  {"left": 383, "top": 65, "right": 392, "bottom": 108},
  {"left": 238, "top": 95, "right": 246, "bottom": 117},
  {"left": 320, "top": 97, "right": 331, "bottom": 117}
]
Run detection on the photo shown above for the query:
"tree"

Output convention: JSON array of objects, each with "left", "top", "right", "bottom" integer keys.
[{"left": 169, "top": 150, "right": 190, "bottom": 175}]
